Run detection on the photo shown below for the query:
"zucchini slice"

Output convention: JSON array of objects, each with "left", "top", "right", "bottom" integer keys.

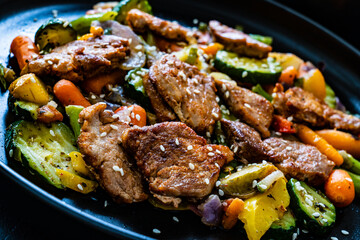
[
  {"left": 5, "top": 120, "right": 78, "bottom": 188},
  {"left": 214, "top": 50, "right": 282, "bottom": 84},
  {"left": 65, "top": 105, "right": 84, "bottom": 139},
  {"left": 35, "top": 19, "right": 77, "bottom": 53},
  {"left": 287, "top": 178, "right": 336, "bottom": 235},
  {"left": 113, "top": 0, "right": 152, "bottom": 24},
  {"left": 262, "top": 210, "right": 297, "bottom": 240},
  {"left": 8, "top": 95, "right": 39, "bottom": 120},
  {"left": 124, "top": 68, "right": 151, "bottom": 109}
]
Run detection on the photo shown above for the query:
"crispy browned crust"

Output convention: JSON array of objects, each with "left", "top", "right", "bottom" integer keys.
[
  {"left": 126, "top": 9, "right": 192, "bottom": 42},
  {"left": 78, "top": 103, "right": 148, "bottom": 203},
  {"left": 122, "top": 122, "right": 233, "bottom": 202},
  {"left": 273, "top": 87, "right": 360, "bottom": 134},
  {"left": 149, "top": 54, "right": 221, "bottom": 135},
  {"left": 22, "top": 35, "right": 130, "bottom": 82},
  {"left": 209, "top": 20, "right": 272, "bottom": 58},
  {"left": 215, "top": 78, "right": 273, "bottom": 137}
]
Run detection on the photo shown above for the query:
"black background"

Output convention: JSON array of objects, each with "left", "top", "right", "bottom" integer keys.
[{"left": 0, "top": 0, "right": 359, "bottom": 240}]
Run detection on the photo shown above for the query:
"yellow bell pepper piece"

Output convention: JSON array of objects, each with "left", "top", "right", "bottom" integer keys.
[
  {"left": 55, "top": 169, "right": 98, "bottom": 194},
  {"left": 302, "top": 68, "right": 326, "bottom": 100},
  {"left": 9, "top": 73, "right": 50, "bottom": 105},
  {"left": 238, "top": 178, "right": 290, "bottom": 240},
  {"left": 69, "top": 151, "right": 91, "bottom": 177}
]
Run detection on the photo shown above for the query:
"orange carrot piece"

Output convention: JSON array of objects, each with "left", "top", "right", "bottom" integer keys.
[
  {"left": 272, "top": 115, "right": 296, "bottom": 134},
  {"left": 296, "top": 124, "right": 343, "bottom": 166},
  {"left": 316, "top": 129, "right": 360, "bottom": 159},
  {"left": 222, "top": 198, "right": 244, "bottom": 230},
  {"left": 53, "top": 80, "right": 91, "bottom": 108},
  {"left": 200, "top": 43, "right": 224, "bottom": 55},
  {"left": 115, "top": 105, "right": 147, "bottom": 127},
  {"left": 10, "top": 35, "right": 39, "bottom": 70},
  {"left": 278, "top": 66, "right": 297, "bottom": 85},
  {"left": 37, "top": 105, "right": 63, "bottom": 123},
  {"left": 324, "top": 169, "right": 355, "bottom": 207},
  {"left": 81, "top": 71, "right": 125, "bottom": 94}
]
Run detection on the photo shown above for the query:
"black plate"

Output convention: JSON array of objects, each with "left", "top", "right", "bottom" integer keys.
[{"left": 0, "top": 0, "right": 359, "bottom": 239}]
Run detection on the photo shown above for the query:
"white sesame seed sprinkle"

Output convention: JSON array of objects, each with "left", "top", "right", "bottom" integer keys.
[
  {"left": 135, "top": 45, "right": 143, "bottom": 50},
  {"left": 50, "top": 129, "right": 55, "bottom": 137},
  {"left": 275, "top": 131, "right": 282, "bottom": 136},
  {"left": 135, "top": 114, "right": 141, "bottom": 121},
  {"left": 218, "top": 189, "right": 224, "bottom": 196},
  {"left": 216, "top": 180, "right": 221, "bottom": 187},
  {"left": 286, "top": 146, "right": 293, "bottom": 151},
  {"left": 302, "top": 229, "right": 309, "bottom": 234},
  {"left": 194, "top": 89, "right": 200, "bottom": 94},
  {"left": 204, "top": 178, "right": 210, "bottom": 184},
  {"left": 189, "top": 163, "right": 195, "bottom": 170},
  {"left": 341, "top": 230, "right": 349, "bottom": 235},
  {"left": 207, "top": 146, "right": 213, "bottom": 151},
  {"left": 160, "top": 145, "right": 165, "bottom": 152},
  {"left": 252, "top": 180, "right": 258, "bottom": 188},
  {"left": 110, "top": 124, "right": 118, "bottom": 130},
  {"left": 99, "top": 94, "right": 105, "bottom": 98},
  {"left": 193, "top": 18, "right": 199, "bottom": 24},
  {"left": 242, "top": 71, "right": 248, "bottom": 78},
  {"left": 292, "top": 232, "right": 297, "bottom": 240},
  {"left": 112, "top": 87, "right": 119, "bottom": 92},
  {"left": 100, "top": 132, "right": 107, "bottom": 137},
  {"left": 173, "top": 216, "right": 179, "bottom": 222},
  {"left": 216, "top": 96, "right": 220, "bottom": 102},
  {"left": 206, "top": 132, "right": 211, "bottom": 138},
  {"left": 208, "top": 152, "right": 215, "bottom": 156},
  {"left": 153, "top": 228, "right": 161, "bottom": 234},
  {"left": 104, "top": 200, "right": 108, "bottom": 207},
  {"left": 330, "top": 237, "right": 338, "bottom": 240},
  {"left": 225, "top": 91, "right": 230, "bottom": 98},
  {"left": 233, "top": 145, "right": 238, "bottom": 153},
  {"left": 312, "top": 212, "right": 320, "bottom": 218},
  {"left": 215, "top": 163, "right": 220, "bottom": 169},
  {"left": 272, "top": 93, "right": 277, "bottom": 98},
  {"left": 187, "top": 145, "right": 193, "bottom": 150},
  {"left": 287, "top": 116, "right": 294, "bottom": 122},
  {"left": 77, "top": 184, "right": 83, "bottom": 191},
  {"left": 186, "top": 88, "right": 191, "bottom": 95},
  {"left": 244, "top": 103, "right": 251, "bottom": 108},
  {"left": 175, "top": 138, "right": 180, "bottom": 145},
  {"left": 212, "top": 112, "right": 219, "bottom": 118},
  {"left": 91, "top": 94, "right": 96, "bottom": 99},
  {"left": 9, "top": 149, "right": 13, "bottom": 158}
]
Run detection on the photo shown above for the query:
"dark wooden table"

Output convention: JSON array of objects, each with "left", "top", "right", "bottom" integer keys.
[{"left": 0, "top": 1, "right": 359, "bottom": 240}]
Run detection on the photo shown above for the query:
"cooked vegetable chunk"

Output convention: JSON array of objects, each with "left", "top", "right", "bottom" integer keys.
[
  {"left": 65, "top": 105, "right": 84, "bottom": 139},
  {"left": 113, "top": 0, "right": 152, "bottom": 24},
  {"left": 55, "top": 169, "right": 98, "bottom": 194},
  {"left": 9, "top": 73, "right": 49, "bottom": 105}
]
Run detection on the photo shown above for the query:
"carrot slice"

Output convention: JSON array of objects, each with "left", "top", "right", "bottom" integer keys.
[
  {"left": 115, "top": 105, "right": 146, "bottom": 127},
  {"left": 222, "top": 198, "right": 244, "bottom": 230},
  {"left": 296, "top": 124, "right": 343, "bottom": 166},
  {"left": 53, "top": 80, "right": 91, "bottom": 108},
  {"left": 10, "top": 35, "right": 39, "bottom": 70},
  {"left": 81, "top": 71, "right": 124, "bottom": 94},
  {"left": 278, "top": 66, "right": 297, "bottom": 85}
]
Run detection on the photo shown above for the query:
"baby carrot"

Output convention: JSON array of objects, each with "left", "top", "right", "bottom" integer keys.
[
  {"left": 115, "top": 105, "right": 146, "bottom": 127},
  {"left": 324, "top": 169, "right": 355, "bottom": 207},
  {"left": 53, "top": 80, "right": 91, "bottom": 108},
  {"left": 10, "top": 35, "right": 39, "bottom": 70},
  {"left": 222, "top": 198, "right": 244, "bottom": 230}
]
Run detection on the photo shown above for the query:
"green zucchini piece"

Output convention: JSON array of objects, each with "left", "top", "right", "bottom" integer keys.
[
  {"left": 219, "top": 162, "right": 276, "bottom": 198},
  {"left": 35, "top": 19, "right": 77, "bottom": 53},
  {"left": 65, "top": 105, "right": 84, "bottom": 139},
  {"left": 262, "top": 210, "right": 297, "bottom": 240},
  {"left": 8, "top": 94, "right": 39, "bottom": 120},
  {"left": 113, "top": 0, "right": 152, "bottom": 24},
  {"left": 340, "top": 150, "right": 360, "bottom": 175},
  {"left": 185, "top": 47, "right": 198, "bottom": 65},
  {"left": 248, "top": 34, "right": 273, "bottom": 45},
  {"left": 5, "top": 120, "right": 78, "bottom": 188},
  {"left": 287, "top": 178, "right": 336, "bottom": 235},
  {"left": 214, "top": 50, "right": 282, "bottom": 84},
  {"left": 124, "top": 68, "right": 151, "bottom": 109},
  {"left": 256, "top": 170, "right": 284, "bottom": 193},
  {"left": 71, "top": 11, "right": 118, "bottom": 35},
  {"left": 252, "top": 84, "right": 273, "bottom": 102}
]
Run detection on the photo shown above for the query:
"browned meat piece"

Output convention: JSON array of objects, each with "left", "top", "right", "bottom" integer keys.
[
  {"left": 215, "top": 78, "right": 273, "bottom": 137},
  {"left": 273, "top": 87, "right": 360, "bottom": 134},
  {"left": 221, "top": 119, "right": 270, "bottom": 164},
  {"left": 142, "top": 72, "right": 177, "bottom": 122},
  {"left": 22, "top": 35, "right": 130, "bottom": 82},
  {"left": 122, "top": 122, "right": 233, "bottom": 207},
  {"left": 127, "top": 9, "right": 193, "bottom": 42},
  {"left": 264, "top": 137, "right": 335, "bottom": 186},
  {"left": 78, "top": 103, "right": 148, "bottom": 203},
  {"left": 209, "top": 20, "right": 272, "bottom": 58},
  {"left": 149, "top": 54, "right": 221, "bottom": 135}
]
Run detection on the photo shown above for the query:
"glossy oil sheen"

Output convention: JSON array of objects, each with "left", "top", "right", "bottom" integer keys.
[{"left": 0, "top": 0, "right": 359, "bottom": 239}]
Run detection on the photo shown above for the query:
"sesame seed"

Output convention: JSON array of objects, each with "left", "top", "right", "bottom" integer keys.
[
  {"left": 215, "top": 163, "right": 220, "bottom": 169},
  {"left": 99, "top": 94, "right": 105, "bottom": 98},
  {"left": 63, "top": 21, "right": 70, "bottom": 28},
  {"left": 187, "top": 145, "right": 193, "bottom": 150},
  {"left": 50, "top": 129, "right": 55, "bottom": 137},
  {"left": 91, "top": 94, "right": 96, "bottom": 99},
  {"left": 222, "top": 84, "right": 227, "bottom": 91},
  {"left": 275, "top": 131, "right": 282, "bottom": 136},
  {"left": 186, "top": 88, "right": 191, "bottom": 95},
  {"left": 242, "top": 71, "right": 248, "bottom": 78},
  {"left": 104, "top": 200, "right": 108, "bottom": 207},
  {"left": 318, "top": 202, "right": 326, "bottom": 208},
  {"left": 175, "top": 138, "right": 180, "bottom": 145},
  {"left": 9, "top": 149, "right": 13, "bottom": 157},
  {"left": 312, "top": 212, "right": 320, "bottom": 218},
  {"left": 192, "top": 78, "right": 199, "bottom": 84},
  {"left": 194, "top": 89, "right": 200, "bottom": 94},
  {"left": 28, "top": 45, "right": 34, "bottom": 50},
  {"left": 218, "top": 189, "right": 224, "bottom": 196},
  {"left": 112, "top": 87, "right": 119, "bottom": 92},
  {"left": 112, "top": 114, "right": 119, "bottom": 119},
  {"left": 302, "top": 229, "right": 309, "bottom": 233},
  {"left": 204, "top": 178, "right": 210, "bottom": 184},
  {"left": 208, "top": 152, "right": 215, "bottom": 156},
  {"left": 287, "top": 116, "right": 294, "bottom": 122},
  {"left": 212, "top": 112, "right": 219, "bottom": 118},
  {"left": 206, "top": 132, "right": 211, "bottom": 138},
  {"left": 135, "top": 114, "right": 141, "bottom": 121},
  {"left": 244, "top": 103, "right": 251, "bottom": 108},
  {"left": 330, "top": 237, "right": 338, "bottom": 240},
  {"left": 110, "top": 124, "right": 118, "bottom": 130},
  {"left": 233, "top": 145, "right": 238, "bottom": 153},
  {"left": 252, "top": 180, "right": 258, "bottom": 188},
  {"left": 47, "top": 60, "right": 53, "bottom": 65},
  {"left": 193, "top": 18, "right": 199, "bottom": 24},
  {"left": 216, "top": 96, "right": 220, "bottom": 102},
  {"left": 216, "top": 180, "right": 221, "bottom": 187},
  {"left": 160, "top": 145, "right": 165, "bottom": 152},
  {"left": 135, "top": 45, "right": 143, "bottom": 50},
  {"left": 292, "top": 232, "right": 297, "bottom": 240},
  {"left": 77, "top": 184, "right": 83, "bottom": 191},
  {"left": 173, "top": 216, "right": 179, "bottom": 222},
  {"left": 189, "top": 163, "right": 195, "bottom": 170},
  {"left": 207, "top": 146, "right": 213, "bottom": 151},
  {"left": 137, "top": 52, "right": 143, "bottom": 57},
  {"left": 216, "top": 150, "right": 221, "bottom": 154},
  {"left": 286, "top": 146, "right": 293, "bottom": 151},
  {"left": 341, "top": 230, "right": 349, "bottom": 235},
  {"left": 100, "top": 132, "right": 107, "bottom": 137},
  {"left": 225, "top": 91, "right": 230, "bottom": 98},
  {"left": 153, "top": 228, "right": 161, "bottom": 234}
]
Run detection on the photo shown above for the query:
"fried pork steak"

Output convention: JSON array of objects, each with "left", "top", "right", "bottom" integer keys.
[
  {"left": 122, "top": 122, "right": 233, "bottom": 207},
  {"left": 22, "top": 35, "right": 130, "bottom": 82},
  {"left": 273, "top": 87, "right": 360, "bottom": 134},
  {"left": 221, "top": 119, "right": 335, "bottom": 186},
  {"left": 148, "top": 54, "right": 221, "bottom": 135},
  {"left": 209, "top": 20, "right": 272, "bottom": 58},
  {"left": 215, "top": 78, "right": 274, "bottom": 138},
  {"left": 78, "top": 103, "right": 147, "bottom": 203}
]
